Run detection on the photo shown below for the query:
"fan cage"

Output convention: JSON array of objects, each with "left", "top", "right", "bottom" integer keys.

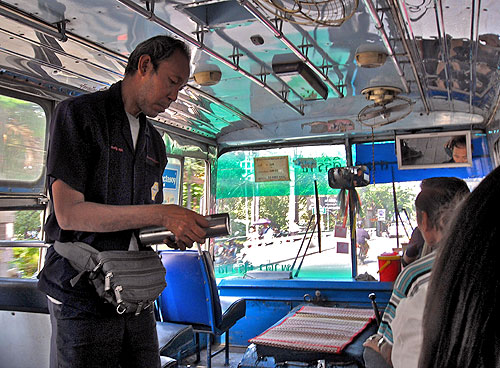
[
  {"left": 357, "top": 96, "right": 413, "bottom": 128},
  {"left": 252, "top": 0, "right": 359, "bottom": 27}
]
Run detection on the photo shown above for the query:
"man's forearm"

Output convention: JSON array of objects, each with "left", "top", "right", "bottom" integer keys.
[
  {"left": 57, "top": 201, "right": 167, "bottom": 232},
  {"left": 51, "top": 178, "right": 208, "bottom": 246}
]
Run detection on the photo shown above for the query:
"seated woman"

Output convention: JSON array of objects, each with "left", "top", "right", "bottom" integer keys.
[{"left": 419, "top": 166, "right": 500, "bottom": 367}]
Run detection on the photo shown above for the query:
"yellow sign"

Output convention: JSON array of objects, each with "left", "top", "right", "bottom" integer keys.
[{"left": 254, "top": 156, "right": 290, "bottom": 182}]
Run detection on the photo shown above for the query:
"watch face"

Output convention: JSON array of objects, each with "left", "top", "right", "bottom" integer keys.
[{"left": 378, "top": 337, "right": 386, "bottom": 349}]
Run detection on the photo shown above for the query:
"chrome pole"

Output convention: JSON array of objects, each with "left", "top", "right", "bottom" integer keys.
[
  {"left": 116, "top": 0, "right": 304, "bottom": 115},
  {"left": 240, "top": 0, "right": 344, "bottom": 98}
]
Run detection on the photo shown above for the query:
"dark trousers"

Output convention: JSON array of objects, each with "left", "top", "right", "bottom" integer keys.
[{"left": 48, "top": 299, "right": 160, "bottom": 368}]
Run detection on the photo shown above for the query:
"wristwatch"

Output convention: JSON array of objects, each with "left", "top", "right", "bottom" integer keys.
[{"left": 377, "top": 337, "right": 386, "bottom": 350}]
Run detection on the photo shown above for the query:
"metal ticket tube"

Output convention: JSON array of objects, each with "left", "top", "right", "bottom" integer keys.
[{"left": 138, "top": 213, "right": 230, "bottom": 246}]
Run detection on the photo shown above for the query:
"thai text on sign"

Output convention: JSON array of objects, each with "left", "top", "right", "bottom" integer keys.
[{"left": 254, "top": 156, "right": 290, "bottom": 182}]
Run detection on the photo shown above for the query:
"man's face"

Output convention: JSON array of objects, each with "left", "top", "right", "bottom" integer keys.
[
  {"left": 137, "top": 49, "right": 190, "bottom": 118},
  {"left": 452, "top": 145, "right": 468, "bottom": 163}
]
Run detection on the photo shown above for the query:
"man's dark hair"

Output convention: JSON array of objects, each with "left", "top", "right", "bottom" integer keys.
[
  {"left": 124, "top": 35, "right": 190, "bottom": 75},
  {"left": 449, "top": 135, "right": 466, "bottom": 149},
  {"left": 420, "top": 176, "right": 469, "bottom": 192},
  {"left": 415, "top": 177, "right": 469, "bottom": 230}
]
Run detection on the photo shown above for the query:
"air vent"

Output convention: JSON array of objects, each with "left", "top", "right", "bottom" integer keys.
[{"left": 178, "top": 0, "right": 253, "bottom": 27}]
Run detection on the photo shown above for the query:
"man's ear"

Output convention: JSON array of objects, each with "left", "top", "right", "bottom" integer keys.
[
  {"left": 419, "top": 211, "right": 430, "bottom": 232},
  {"left": 137, "top": 55, "right": 152, "bottom": 76}
]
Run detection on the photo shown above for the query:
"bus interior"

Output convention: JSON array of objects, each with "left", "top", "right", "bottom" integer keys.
[{"left": 0, "top": 0, "right": 498, "bottom": 367}]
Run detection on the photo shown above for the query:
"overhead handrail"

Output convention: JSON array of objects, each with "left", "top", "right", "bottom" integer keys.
[
  {"left": 390, "top": 0, "right": 432, "bottom": 114},
  {"left": 239, "top": 0, "right": 344, "bottom": 98},
  {"left": 289, "top": 22, "right": 346, "bottom": 91},
  {"left": 0, "top": 1, "right": 270, "bottom": 129},
  {"left": 362, "top": 0, "right": 410, "bottom": 95},
  {"left": 468, "top": 0, "right": 481, "bottom": 112},
  {"left": 185, "top": 84, "right": 264, "bottom": 129},
  {"left": 116, "top": 0, "right": 305, "bottom": 115},
  {"left": 0, "top": 2, "right": 128, "bottom": 63},
  {"left": 213, "top": 28, "right": 306, "bottom": 104},
  {"left": 433, "top": 0, "right": 453, "bottom": 110}
]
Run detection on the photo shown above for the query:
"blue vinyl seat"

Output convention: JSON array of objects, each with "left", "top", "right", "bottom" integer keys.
[
  {"left": 156, "top": 320, "right": 194, "bottom": 361},
  {"left": 160, "top": 356, "right": 177, "bottom": 368},
  {"left": 159, "top": 250, "right": 246, "bottom": 368}
]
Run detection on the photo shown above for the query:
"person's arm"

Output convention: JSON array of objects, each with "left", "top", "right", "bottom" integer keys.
[
  {"left": 402, "top": 251, "right": 417, "bottom": 267},
  {"left": 52, "top": 179, "right": 208, "bottom": 249}
]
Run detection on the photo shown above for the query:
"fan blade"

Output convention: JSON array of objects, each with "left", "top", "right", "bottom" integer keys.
[
  {"left": 386, "top": 102, "right": 410, "bottom": 114},
  {"left": 359, "top": 111, "right": 378, "bottom": 120},
  {"left": 358, "top": 106, "right": 386, "bottom": 120}
]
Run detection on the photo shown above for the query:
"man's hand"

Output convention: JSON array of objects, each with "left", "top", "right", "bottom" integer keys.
[
  {"left": 51, "top": 179, "right": 209, "bottom": 250},
  {"left": 160, "top": 205, "right": 209, "bottom": 250}
]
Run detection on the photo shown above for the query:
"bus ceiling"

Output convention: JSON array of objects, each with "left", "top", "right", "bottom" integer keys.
[{"left": 0, "top": 0, "right": 497, "bottom": 149}]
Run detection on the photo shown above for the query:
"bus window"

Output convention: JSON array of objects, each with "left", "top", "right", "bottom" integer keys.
[
  {"left": 215, "top": 145, "right": 349, "bottom": 279},
  {"left": 0, "top": 93, "right": 47, "bottom": 278},
  {"left": 356, "top": 181, "right": 419, "bottom": 272},
  {"left": 352, "top": 138, "right": 489, "bottom": 278},
  {"left": 0, "top": 95, "right": 46, "bottom": 183},
  {"left": 183, "top": 157, "right": 206, "bottom": 213},
  {"left": 0, "top": 209, "right": 43, "bottom": 278},
  {"left": 494, "top": 137, "right": 500, "bottom": 167}
]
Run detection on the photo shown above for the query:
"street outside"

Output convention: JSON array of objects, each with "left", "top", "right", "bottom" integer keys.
[
  {"left": 218, "top": 231, "right": 408, "bottom": 280},
  {"left": 357, "top": 235, "right": 407, "bottom": 280}
]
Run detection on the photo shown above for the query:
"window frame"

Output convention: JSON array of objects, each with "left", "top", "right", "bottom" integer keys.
[{"left": 0, "top": 88, "right": 53, "bottom": 207}]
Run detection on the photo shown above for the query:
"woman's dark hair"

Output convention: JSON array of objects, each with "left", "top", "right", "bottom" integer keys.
[
  {"left": 124, "top": 35, "right": 190, "bottom": 75},
  {"left": 419, "top": 166, "right": 500, "bottom": 367}
]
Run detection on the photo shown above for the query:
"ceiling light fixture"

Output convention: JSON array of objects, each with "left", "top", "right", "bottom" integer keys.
[{"left": 272, "top": 54, "right": 328, "bottom": 100}]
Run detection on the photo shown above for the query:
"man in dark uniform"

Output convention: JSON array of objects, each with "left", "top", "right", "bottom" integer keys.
[{"left": 38, "top": 35, "right": 208, "bottom": 368}]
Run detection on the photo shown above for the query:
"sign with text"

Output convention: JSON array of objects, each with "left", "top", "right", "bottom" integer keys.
[
  {"left": 377, "top": 209, "right": 386, "bottom": 221},
  {"left": 162, "top": 164, "right": 180, "bottom": 204},
  {"left": 254, "top": 156, "right": 290, "bottom": 182},
  {"left": 334, "top": 225, "right": 347, "bottom": 238},
  {"left": 337, "top": 242, "right": 349, "bottom": 254}
]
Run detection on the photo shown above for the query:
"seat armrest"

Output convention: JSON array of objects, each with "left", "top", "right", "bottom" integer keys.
[{"left": 217, "top": 297, "right": 246, "bottom": 333}]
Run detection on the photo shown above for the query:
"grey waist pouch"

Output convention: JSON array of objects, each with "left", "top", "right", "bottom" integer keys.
[{"left": 53, "top": 241, "right": 166, "bottom": 315}]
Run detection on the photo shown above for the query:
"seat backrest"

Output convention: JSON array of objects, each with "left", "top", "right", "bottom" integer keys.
[
  {"left": 159, "top": 250, "right": 222, "bottom": 330},
  {"left": 200, "top": 251, "right": 222, "bottom": 327},
  {"left": 0, "top": 278, "right": 51, "bottom": 367},
  {"left": 0, "top": 277, "right": 49, "bottom": 313}
]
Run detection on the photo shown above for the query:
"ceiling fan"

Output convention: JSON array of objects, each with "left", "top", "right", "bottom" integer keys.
[{"left": 357, "top": 86, "right": 413, "bottom": 128}]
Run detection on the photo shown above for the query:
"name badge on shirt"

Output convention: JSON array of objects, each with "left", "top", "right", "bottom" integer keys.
[{"left": 151, "top": 182, "right": 159, "bottom": 201}]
